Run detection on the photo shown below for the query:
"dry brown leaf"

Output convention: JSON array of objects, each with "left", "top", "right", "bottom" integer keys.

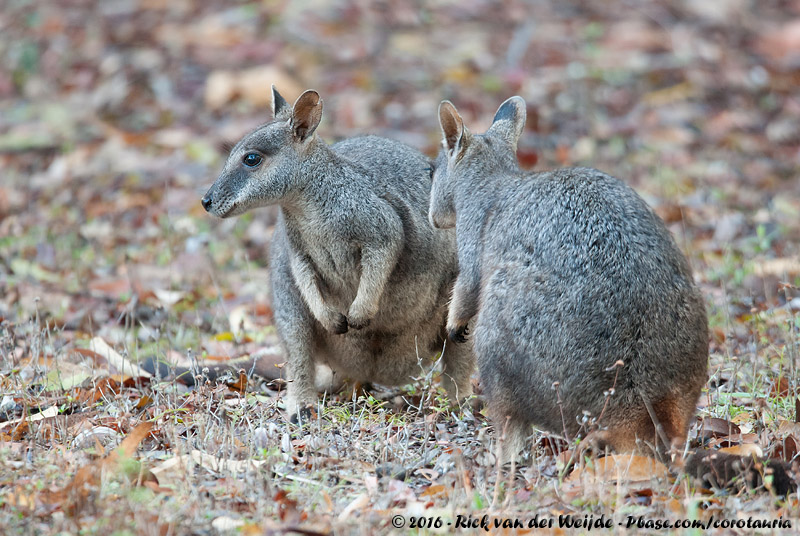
[
  {"left": 108, "top": 421, "right": 154, "bottom": 462},
  {"left": 696, "top": 417, "right": 740, "bottom": 440},
  {"left": 718, "top": 443, "right": 763, "bottom": 458},
  {"left": 226, "top": 370, "right": 249, "bottom": 394},
  {"left": 135, "top": 395, "right": 154, "bottom": 410},
  {"left": 274, "top": 489, "right": 306, "bottom": 524},
  {"left": 771, "top": 377, "right": 791, "bottom": 399},
  {"left": 772, "top": 435, "right": 799, "bottom": 461},
  {"left": 78, "top": 376, "right": 120, "bottom": 404},
  {"left": 420, "top": 484, "right": 449, "bottom": 498}
]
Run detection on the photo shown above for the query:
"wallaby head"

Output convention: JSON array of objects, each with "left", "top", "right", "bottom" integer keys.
[
  {"left": 429, "top": 96, "right": 526, "bottom": 229},
  {"left": 201, "top": 87, "right": 324, "bottom": 218}
]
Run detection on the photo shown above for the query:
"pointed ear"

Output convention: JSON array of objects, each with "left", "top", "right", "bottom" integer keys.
[
  {"left": 439, "top": 101, "right": 469, "bottom": 154},
  {"left": 272, "top": 85, "right": 290, "bottom": 119},
  {"left": 486, "top": 96, "right": 526, "bottom": 149},
  {"left": 290, "top": 90, "right": 323, "bottom": 141}
]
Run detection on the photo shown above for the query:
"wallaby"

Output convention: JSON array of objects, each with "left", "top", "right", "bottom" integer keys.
[
  {"left": 429, "top": 96, "right": 795, "bottom": 494},
  {"left": 201, "top": 87, "right": 474, "bottom": 418}
]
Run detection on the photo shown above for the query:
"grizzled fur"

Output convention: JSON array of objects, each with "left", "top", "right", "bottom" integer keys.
[
  {"left": 430, "top": 96, "right": 709, "bottom": 461},
  {"left": 202, "top": 88, "right": 474, "bottom": 417}
]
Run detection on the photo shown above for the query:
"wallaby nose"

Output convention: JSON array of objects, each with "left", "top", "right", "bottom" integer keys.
[{"left": 201, "top": 194, "right": 212, "bottom": 212}]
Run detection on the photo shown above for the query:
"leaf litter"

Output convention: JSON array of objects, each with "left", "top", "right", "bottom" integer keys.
[{"left": 1, "top": 0, "right": 800, "bottom": 534}]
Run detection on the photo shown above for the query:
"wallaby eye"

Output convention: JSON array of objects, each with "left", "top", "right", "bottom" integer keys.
[{"left": 242, "top": 153, "right": 262, "bottom": 168}]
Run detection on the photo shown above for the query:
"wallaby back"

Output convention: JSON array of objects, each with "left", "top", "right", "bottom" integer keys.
[{"left": 202, "top": 87, "right": 474, "bottom": 417}]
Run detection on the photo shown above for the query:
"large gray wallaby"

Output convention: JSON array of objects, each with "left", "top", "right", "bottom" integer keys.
[
  {"left": 201, "top": 87, "right": 474, "bottom": 418},
  {"left": 429, "top": 96, "right": 795, "bottom": 494}
]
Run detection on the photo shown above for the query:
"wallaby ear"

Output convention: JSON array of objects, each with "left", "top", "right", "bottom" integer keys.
[
  {"left": 486, "top": 96, "right": 526, "bottom": 149},
  {"left": 271, "top": 85, "right": 290, "bottom": 119},
  {"left": 291, "top": 90, "right": 323, "bottom": 141},
  {"left": 439, "top": 101, "right": 469, "bottom": 154}
]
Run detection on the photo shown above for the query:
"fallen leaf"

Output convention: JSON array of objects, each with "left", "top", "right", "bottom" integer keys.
[
  {"left": 718, "top": 443, "right": 763, "bottom": 458},
  {"left": 226, "top": 370, "right": 249, "bottom": 394},
  {"left": 89, "top": 338, "right": 152, "bottom": 378},
  {"left": 696, "top": 417, "right": 740, "bottom": 440},
  {"left": 420, "top": 484, "right": 449, "bottom": 498},
  {"left": 772, "top": 435, "right": 799, "bottom": 462},
  {"left": 337, "top": 493, "right": 369, "bottom": 522},
  {"left": 771, "top": 377, "right": 791, "bottom": 399}
]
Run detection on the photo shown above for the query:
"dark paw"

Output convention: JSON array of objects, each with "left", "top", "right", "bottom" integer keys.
[
  {"left": 347, "top": 317, "right": 371, "bottom": 330},
  {"left": 332, "top": 313, "right": 348, "bottom": 334},
  {"left": 448, "top": 324, "right": 469, "bottom": 343},
  {"left": 290, "top": 405, "right": 315, "bottom": 425}
]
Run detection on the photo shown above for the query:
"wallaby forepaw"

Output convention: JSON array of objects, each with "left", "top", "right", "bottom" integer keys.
[
  {"left": 331, "top": 313, "right": 349, "bottom": 334},
  {"left": 346, "top": 304, "right": 374, "bottom": 330},
  {"left": 347, "top": 316, "right": 371, "bottom": 330},
  {"left": 448, "top": 324, "right": 469, "bottom": 343}
]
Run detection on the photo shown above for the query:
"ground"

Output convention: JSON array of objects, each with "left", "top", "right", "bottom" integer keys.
[{"left": 1, "top": 0, "right": 800, "bottom": 534}]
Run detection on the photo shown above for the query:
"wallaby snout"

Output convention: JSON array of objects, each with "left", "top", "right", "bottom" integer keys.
[
  {"left": 200, "top": 177, "right": 242, "bottom": 218},
  {"left": 201, "top": 193, "right": 213, "bottom": 212}
]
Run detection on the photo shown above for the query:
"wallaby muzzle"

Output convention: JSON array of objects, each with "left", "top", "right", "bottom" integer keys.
[{"left": 201, "top": 194, "right": 213, "bottom": 212}]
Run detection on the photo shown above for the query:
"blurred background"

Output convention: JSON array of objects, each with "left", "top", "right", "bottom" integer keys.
[{"left": 1, "top": 0, "right": 799, "bottom": 357}]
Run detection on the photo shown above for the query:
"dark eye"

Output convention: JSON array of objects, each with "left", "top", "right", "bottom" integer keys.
[{"left": 242, "top": 153, "right": 262, "bottom": 167}]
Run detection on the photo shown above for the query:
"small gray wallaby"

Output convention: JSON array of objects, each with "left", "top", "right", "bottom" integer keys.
[
  {"left": 429, "top": 96, "right": 795, "bottom": 494},
  {"left": 201, "top": 87, "right": 474, "bottom": 419}
]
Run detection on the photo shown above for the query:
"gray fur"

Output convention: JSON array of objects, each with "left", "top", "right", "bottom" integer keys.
[
  {"left": 202, "top": 88, "right": 474, "bottom": 416},
  {"left": 430, "top": 97, "right": 708, "bottom": 460}
]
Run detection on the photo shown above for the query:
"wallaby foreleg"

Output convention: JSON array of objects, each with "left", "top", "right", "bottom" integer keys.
[
  {"left": 347, "top": 240, "right": 402, "bottom": 329},
  {"left": 447, "top": 264, "right": 480, "bottom": 342},
  {"left": 289, "top": 252, "right": 348, "bottom": 334}
]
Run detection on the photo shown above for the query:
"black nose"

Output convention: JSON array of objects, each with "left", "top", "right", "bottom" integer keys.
[{"left": 201, "top": 195, "right": 212, "bottom": 211}]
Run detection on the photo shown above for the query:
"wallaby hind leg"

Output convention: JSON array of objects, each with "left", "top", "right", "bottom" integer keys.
[
  {"left": 440, "top": 338, "right": 475, "bottom": 403},
  {"left": 282, "top": 331, "right": 317, "bottom": 420},
  {"left": 490, "top": 407, "right": 530, "bottom": 465},
  {"left": 273, "top": 262, "right": 319, "bottom": 420}
]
